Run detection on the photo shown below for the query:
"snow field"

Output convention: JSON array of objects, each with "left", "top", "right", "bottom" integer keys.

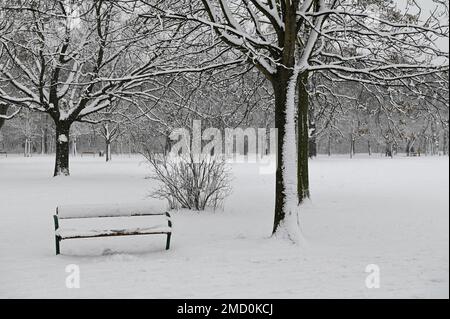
[{"left": 0, "top": 154, "right": 448, "bottom": 298}]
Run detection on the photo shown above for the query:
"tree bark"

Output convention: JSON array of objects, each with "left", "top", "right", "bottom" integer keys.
[
  {"left": 308, "top": 105, "right": 317, "bottom": 158},
  {"left": 271, "top": 3, "right": 299, "bottom": 236},
  {"left": 0, "top": 104, "right": 8, "bottom": 131},
  {"left": 24, "top": 138, "right": 29, "bottom": 157},
  {"left": 443, "top": 131, "right": 449, "bottom": 156},
  {"left": 54, "top": 121, "right": 71, "bottom": 176},
  {"left": 42, "top": 114, "right": 49, "bottom": 154},
  {"left": 106, "top": 140, "right": 111, "bottom": 162},
  {"left": 350, "top": 133, "right": 354, "bottom": 158},
  {"left": 272, "top": 67, "right": 301, "bottom": 234},
  {"left": 327, "top": 134, "right": 332, "bottom": 156},
  {"left": 41, "top": 132, "right": 45, "bottom": 155},
  {"left": 385, "top": 143, "right": 393, "bottom": 158},
  {"left": 164, "top": 133, "right": 172, "bottom": 155},
  {"left": 406, "top": 139, "right": 411, "bottom": 156},
  {"left": 43, "top": 124, "right": 49, "bottom": 154},
  {"left": 352, "top": 136, "right": 356, "bottom": 156},
  {"left": 272, "top": 74, "right": 289, "bottom": 234},
  {"left": 297, "top": 73, "right": 310, "bottom": 203}
]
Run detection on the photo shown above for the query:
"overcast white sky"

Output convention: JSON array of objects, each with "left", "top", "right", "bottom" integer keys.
[{"left": 394, "top": 0, "right": 449, "bottom": 52}]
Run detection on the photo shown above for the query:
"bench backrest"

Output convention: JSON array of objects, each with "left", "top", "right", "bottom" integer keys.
[{"left": 56, "top": 203, "right": 167, "bottom": 219}]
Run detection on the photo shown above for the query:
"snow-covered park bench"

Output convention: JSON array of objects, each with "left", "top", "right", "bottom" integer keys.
[
  {"left": 0, "top": 151, "right": 7, "bottom": 157},
  {"left": 53, "top": 203, "right": 172, "bottom": 255}
]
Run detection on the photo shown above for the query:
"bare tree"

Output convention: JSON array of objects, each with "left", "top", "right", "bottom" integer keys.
[
  {"left": 148, "top": 0, "right": 449, "bottom": 241},
  {"left": 8, "top": 109, "right": 39, "bottom": 157},
  {"left": 100, "top": 123, "right": 120, "bottom": 161},
  {"left": 0, "top": 1, "right": 160, "bottom": 174},
  {"left": 0, "top": 0, "right": 241, "bottom": 175}
]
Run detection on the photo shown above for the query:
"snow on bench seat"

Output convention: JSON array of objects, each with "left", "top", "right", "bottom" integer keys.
[
  {"left": 56, "top": 225, "right": 172, "bottom": 239},
  {"left": 57, "top": 202, "right": 164, "bottom": 219}
]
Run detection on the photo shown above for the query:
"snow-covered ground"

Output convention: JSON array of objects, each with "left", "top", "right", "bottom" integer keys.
[{"left": 0, "top": 154, "right": 448, "bottom": 298}]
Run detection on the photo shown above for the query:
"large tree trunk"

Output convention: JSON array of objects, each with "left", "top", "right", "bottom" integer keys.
[
  {"left": 272, "top": 75, "right": 289, "bottom": 235},
  {"left": 297, "top": 73, "right": 310, "bottom": 203},
  {"left": 54, "top": 121, "right": 71, "bottom": 176},
  {"left": 271, "top": 4, "right": 300, "bottom": 241},
  {"left": 272, "top": 70, "right": 301, "bottom": 243}
]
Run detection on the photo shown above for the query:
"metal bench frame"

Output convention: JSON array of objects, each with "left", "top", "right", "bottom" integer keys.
[{"left": 53, "top": 207, "right": 172, "bottom": 255}]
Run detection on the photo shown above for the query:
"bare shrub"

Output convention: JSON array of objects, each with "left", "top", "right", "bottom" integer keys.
[{"left": 143, "top": 151, "right": 232, "bottom": 211}]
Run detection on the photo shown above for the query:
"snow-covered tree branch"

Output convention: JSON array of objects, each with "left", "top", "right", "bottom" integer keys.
[{"left": 146, "top": 0, "right": 448, "bottom": 241}]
